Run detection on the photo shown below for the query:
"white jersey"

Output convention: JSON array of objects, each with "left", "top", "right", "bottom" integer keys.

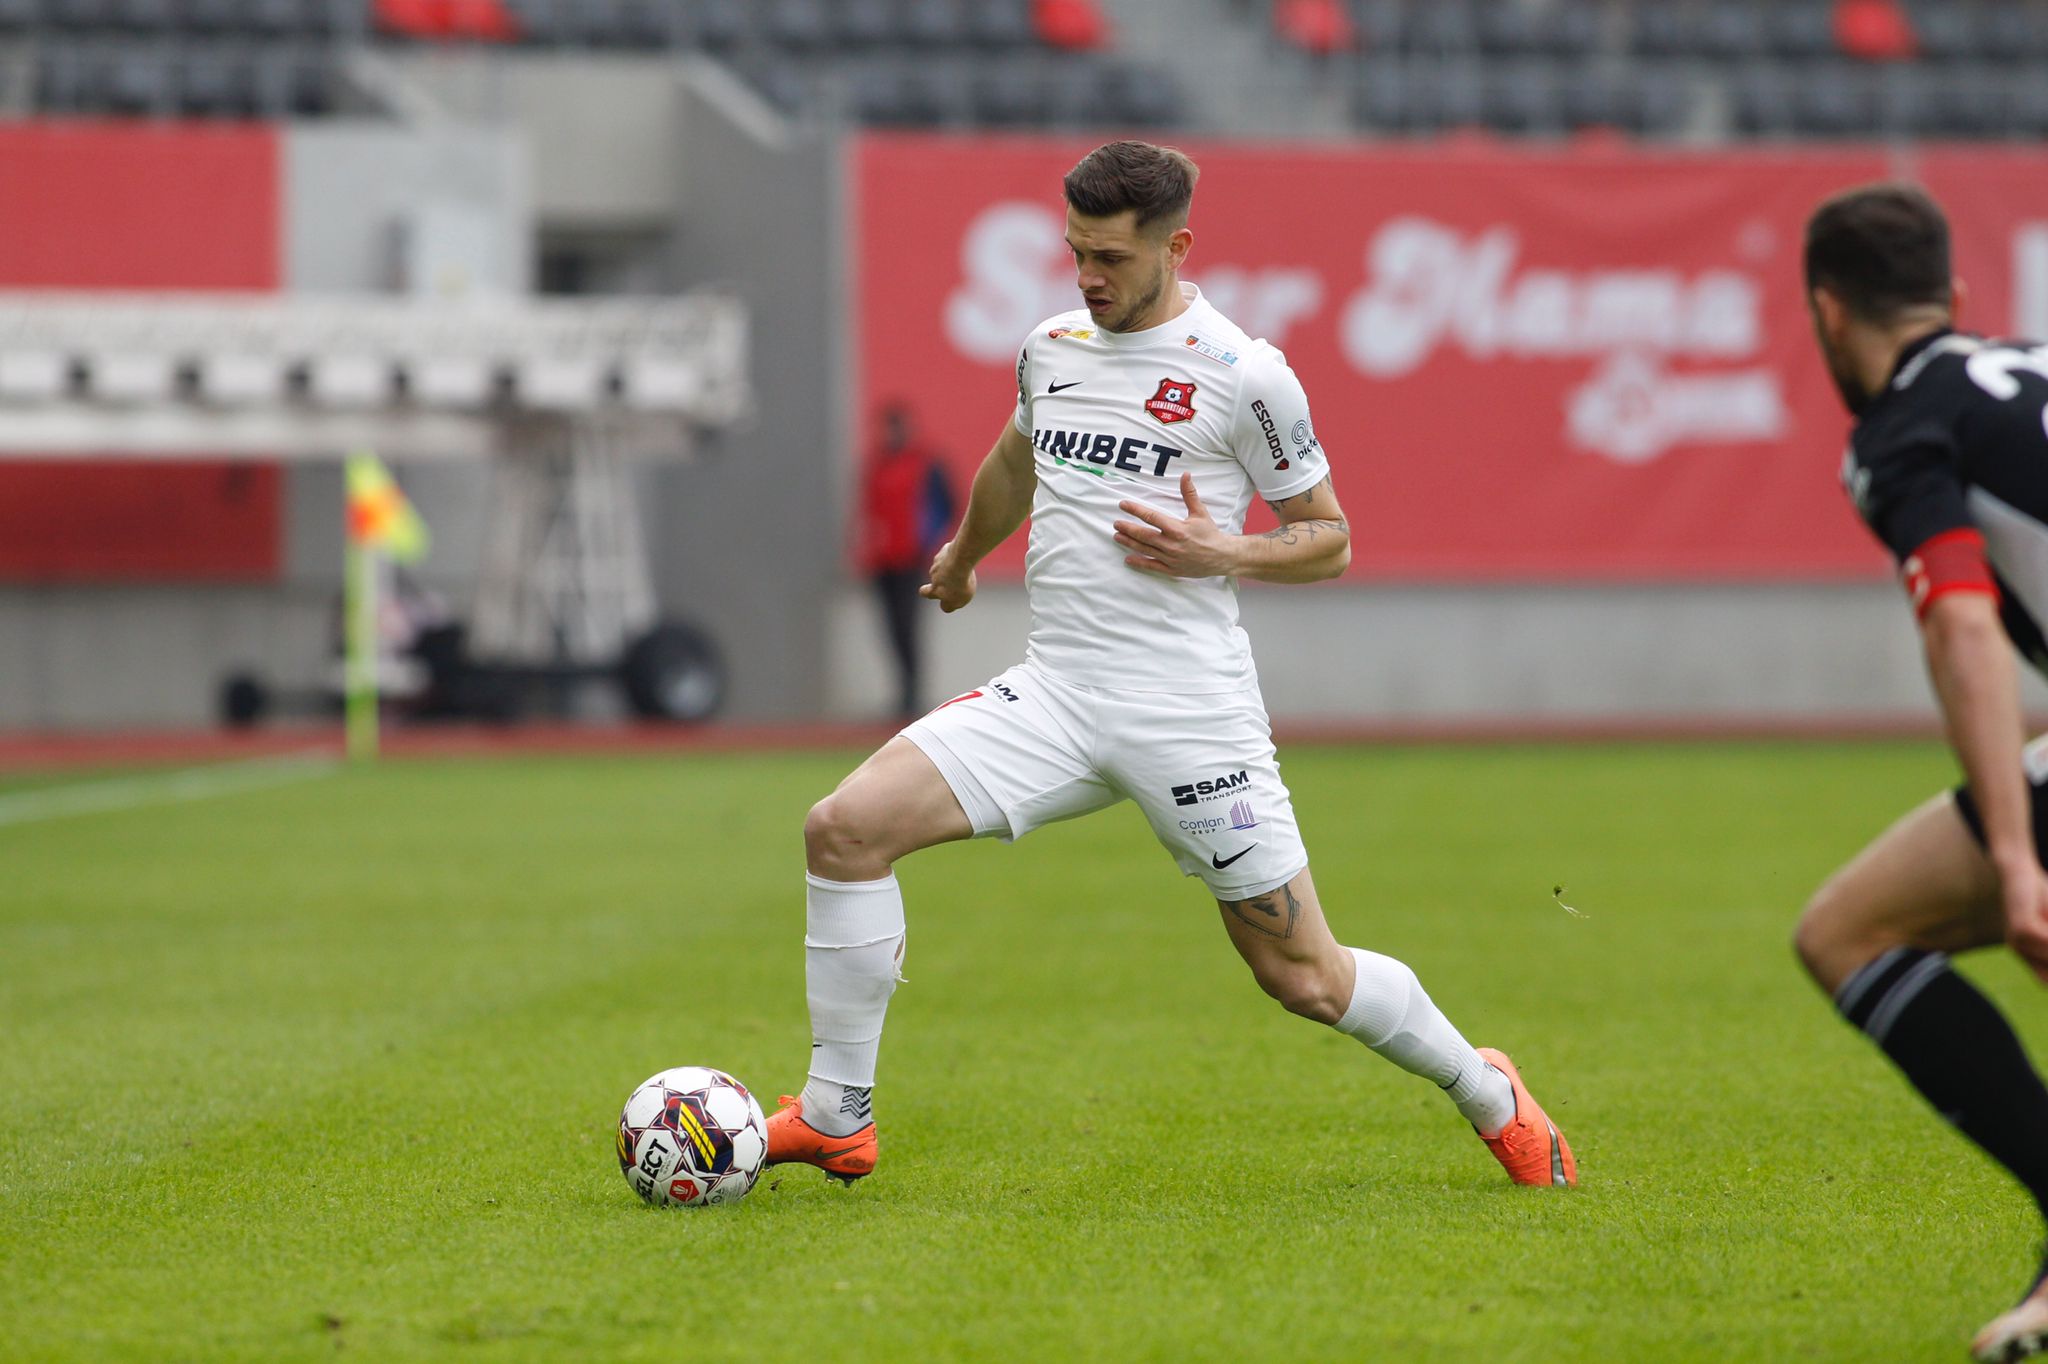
[{"left": 1009, "top": 282, "right": 1331, "bottom": 693}]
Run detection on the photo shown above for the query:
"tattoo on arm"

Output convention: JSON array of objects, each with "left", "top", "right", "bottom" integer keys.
[
  {"left": 1257, "top": 519, "right": 1346, "bottom": 546},
  {"left": 1222, "top": 883, "right": 1301, "bottom": 939}
]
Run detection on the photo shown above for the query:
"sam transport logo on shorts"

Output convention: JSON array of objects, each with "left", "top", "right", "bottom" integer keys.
[{"left": 1172, "top": 770, "right": 1250, "bottom": 806}]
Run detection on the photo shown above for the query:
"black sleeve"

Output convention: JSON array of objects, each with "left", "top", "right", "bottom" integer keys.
[{"left": 1846, "top": 421, "right": 1972, "bottom": 563}]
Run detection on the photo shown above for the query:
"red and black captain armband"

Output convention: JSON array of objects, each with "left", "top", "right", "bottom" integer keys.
[{"left": 1900, "top": 527, "right": 1999, "bottom": 619}]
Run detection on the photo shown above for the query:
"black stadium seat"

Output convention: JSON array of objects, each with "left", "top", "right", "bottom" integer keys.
[
  {"left": 1981, "top": 2, "right": 2048, "bottom": 63},
  {"left": 967, "top": 0, "right": 1032, "bottom": 50},
  {"left": 902, "top": 0, "right": 965, "bottom": 49},
  {"left": 1790, "top": 64, "right": 1875, "bottom": 136},
  {"left": 1480, "top": 64, "right": 1563, "bottom": 133},
  {"left": 833, "top": 0, "right": 895, "bottom": 49},
  {"left": 1629, "top": 2, "right": 1695, "bottom": 57},
  {"left": 1730, "top": 66, "right": 1795, "bottom": 135},
  {"left": 1697, "top": 1, "right": 1767, "bottom": 60},
  {"left": 1908, "top": 3, "right": 1984, "bottom": 62},
  {"left": 970, "top": 62, "right": 1046, "bottom": 125},
  {"left": 692, "top": 0, "right": 747, "bottom": 52},
  {"left": 765, "top": 0, "right": 828, "bottom": 52},
  {"left": 1405, "top": 0, "right": 1477, "bottom": 55},
  {"left": 1764, "top": 3, "right": 1836, "bottom": 60}
]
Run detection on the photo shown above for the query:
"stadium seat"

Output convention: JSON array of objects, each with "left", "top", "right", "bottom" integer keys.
[
  {"left": 1274, "top": 0, "right": 1355, "bottom": 55},
  {"left": 967, "top": 0, "right": 1033, "bottom": 50},
  {"left": 1790, "top": 62, "right": 1875, "bottom": 133},
  {"left": 598, "top": 0, "right": 671, "bottom": 48},
  {"left": 1629, "top": 2, "right": 1695, "bottom": 57},
  {"left": 832, "top": 0, "right": 895, "bottom": 49},
  {"left": 1698, "top": 2, "right": 1768, "bottom": 59},
  {"left": 1102, "top": 62, "right": 1180, "bottom": 126},
  {"left": 1907, "top": 2, "right": 1983, "bottom": 61},
  {"left": 1405, "top": 0, "right": 1476, "bottom": 54},
  {"left": 2011, "top": 77, "right": 2048, "bottom": 136},
  {"left": 1349, "top": 0, "right": 1404, "bottom": 53},
  {"left": 765, "top": 0, "right": 827, "bottom": 52},
  {"left": 46, "top": 0, "right": 110, "bottom": 27},
  {"left": 1480, "top": 64, "right": 1563, "bottom": 133},
  {"left": 1729, "top": 66, "right": 1796, "bottom": 134},
  {"left": 109, "top": 0, "right": 174, "bottom": 30},
  {"left": 1476, "top": 0, "right": 1548, "bottom": 57},
  {"left": 1766, "top": 3, "right": 1839, "bottom": 59},
  {"left": 1980, "top": 1, "right": 2048, "bottom": 62},
  {"left": 1833, "top": 0, "right": 1917, "bottom": 61},
  {"left": 692, "top": 0, "right": 747, "bottom": 52},
  {"left": 100, "top": 46, "right": 171, "bottom": 113},
  {"left": 1351, "top": 60, "right": 1408, "bottom": 130},
  {"left": 173, "top": 48, "right": 237, "bottom": 112},
  {"left": 1548, "top": 2, "right": 1603, "bottom": 57},
  {"left": 1928, "top": 70, "right": 2009, "bottom": 136},
  {"left": 969, "top": 61, "right": 1047, "bottom": 125},
  {"left": 1032, "top": 0, "right": 1107, "bottom": 52},
  {"left": 901, "top": 0, "right": 964, "bottom": 48},
  {"left": 0, "top": 0, "right": 34, "bottom": 29}
]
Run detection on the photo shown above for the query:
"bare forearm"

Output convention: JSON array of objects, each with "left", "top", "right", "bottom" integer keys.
[
  {"left": 948, "top": 439, "right": 1035, "bottom": 568},
  {"left": 1927, "top": 607, "right": 2031, "bottom": 870},
  {"left": 1233, "top": 518, "right": 1352, "bottom": 583}
]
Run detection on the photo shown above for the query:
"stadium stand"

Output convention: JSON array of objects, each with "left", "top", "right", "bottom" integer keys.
[{"left": 1, "top": 0, "right": 2045, "bottom": 137}]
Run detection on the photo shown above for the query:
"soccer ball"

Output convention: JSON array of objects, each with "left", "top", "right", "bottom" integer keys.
[{"left": 616, "top": 1066, "right": 768, "bottom": 1208}]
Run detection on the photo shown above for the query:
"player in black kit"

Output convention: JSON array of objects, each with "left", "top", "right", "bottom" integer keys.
[{"left": 1792, "top": 183, "right": 2048, "bottom": 1363}]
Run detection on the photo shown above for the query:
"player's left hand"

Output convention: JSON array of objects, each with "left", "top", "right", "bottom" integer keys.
[{"left": 1114, "top": 473, "right": 1239, "bottom": 579}]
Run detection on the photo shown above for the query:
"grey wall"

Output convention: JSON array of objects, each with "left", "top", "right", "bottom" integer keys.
[
  {"left": 645, "top": 67, "right": 842, "bottom": 721},
  {"left": 824, "top": 580, "right": 2048, "bottom": 725}
]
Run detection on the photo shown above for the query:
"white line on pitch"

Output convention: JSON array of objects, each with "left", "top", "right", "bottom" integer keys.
[{"left": 0, "top": 751, "right": 339, "bottom": 829}]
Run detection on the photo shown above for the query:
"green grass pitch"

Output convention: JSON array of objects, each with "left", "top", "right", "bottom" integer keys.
[{"left": 3, "top": 740, "right": 2044, "bottom": 1362}]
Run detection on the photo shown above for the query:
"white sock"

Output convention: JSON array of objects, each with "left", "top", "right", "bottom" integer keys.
[
  {"left": 798, "top": 872, "right": 905, "bottom": 1138},
  {"left": 1334, "top": 947, "right": 1517, "bottom": 1137}
]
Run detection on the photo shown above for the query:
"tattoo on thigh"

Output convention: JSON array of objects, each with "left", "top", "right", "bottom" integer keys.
[{"left": 1225, "top": 884, "right": 1301, "bottom": 939}]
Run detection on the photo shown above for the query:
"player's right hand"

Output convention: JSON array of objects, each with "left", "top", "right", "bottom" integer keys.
[
  {"left": 920, "top": 541, "right": 976, "bottom": 613},
  {"left": 2000, "top": 860, "right": 2048, "bottom": 984}
]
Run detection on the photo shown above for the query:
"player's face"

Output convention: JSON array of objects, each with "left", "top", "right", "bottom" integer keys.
[{"left": 1064, "top": 207, "right": 1190, "bottom": 334}]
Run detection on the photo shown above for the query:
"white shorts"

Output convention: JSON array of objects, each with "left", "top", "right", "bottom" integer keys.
[{"left": 900, "top": 661, "right": 1309, "bottom": 899}]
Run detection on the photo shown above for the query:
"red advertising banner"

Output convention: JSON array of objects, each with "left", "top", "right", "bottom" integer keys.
[
  {"left": 0, "top": 123, "right": 282, "bottom": 583},
  {"left": 852, "top": 135, "right": 2048, "bottom": 580}
]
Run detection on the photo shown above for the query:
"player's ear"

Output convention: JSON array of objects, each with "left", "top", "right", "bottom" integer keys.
[
  {"left": 1809, "top": 286, "right": 1845, "bottom": 337},
  {"left": 1166, "top": 225, "right": 1193, "bottom": 270},
  {"left": 1949, "top": 276, "right": 1967, "bottom": 326}
]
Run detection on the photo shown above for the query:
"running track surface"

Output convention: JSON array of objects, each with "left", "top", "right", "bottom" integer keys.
[{"left": 0, "top": 714, "right": 1956, "bottom": 774}]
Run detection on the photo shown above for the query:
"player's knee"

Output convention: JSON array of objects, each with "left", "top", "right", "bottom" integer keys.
[
  {"left": 1254, "top": 957, "right": 1346, "bottom": 1025},
  {"left": 1793, "top": 877, "right": 1884, "bottom": 992},
  {"left": 803, "top": 793, "right": 887, "bottom": 879}
]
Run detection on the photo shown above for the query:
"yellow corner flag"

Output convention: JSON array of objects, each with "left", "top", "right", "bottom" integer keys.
[{"left": 345, "top": 451, "right": 429, "bottom": 563}]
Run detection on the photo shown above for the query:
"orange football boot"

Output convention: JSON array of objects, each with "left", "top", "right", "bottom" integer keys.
[
  {"left": 1474, "top": 1047, "right": 1577, "bottom": 1188},
  {"left": 765, "top": 1094, "right": 878, "bottom": 1184},
  {"left": 1974, "top": 1295, "right": 2048, "bottom": 1362}
]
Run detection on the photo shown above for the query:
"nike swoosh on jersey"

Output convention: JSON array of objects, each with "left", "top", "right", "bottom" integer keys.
[
  {"left": 1211, "top": 845, "right": 1258, "bottom": 869},
  {"left": 1047, "top": 380, "right": 1084, "bottom": 393}
]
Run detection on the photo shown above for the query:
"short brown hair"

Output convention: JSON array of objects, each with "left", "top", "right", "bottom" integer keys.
[
  {"left": 1804, "top": 183, "right": 1952, "bottom": 323},
  {"left": 1063, "top": 141, "right": 1199, "bottom": 233}
]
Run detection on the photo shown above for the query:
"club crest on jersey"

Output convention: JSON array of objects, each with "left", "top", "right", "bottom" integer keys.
[{"left": 1146, "top": 378, "right": 1197, "bottom": 424}]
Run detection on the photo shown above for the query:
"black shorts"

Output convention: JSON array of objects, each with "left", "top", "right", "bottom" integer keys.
[{"left": 1950, "top": 737, "right": 2048, "bottom": 855}]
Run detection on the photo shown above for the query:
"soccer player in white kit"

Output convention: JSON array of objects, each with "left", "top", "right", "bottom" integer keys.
[{"left": 765, "top": 141, "right": 1576, "bottom": 1189}]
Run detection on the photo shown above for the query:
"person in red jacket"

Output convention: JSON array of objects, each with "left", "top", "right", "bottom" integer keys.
[{"left": 859, "top": 403, "right": 954, "bottom": 717}]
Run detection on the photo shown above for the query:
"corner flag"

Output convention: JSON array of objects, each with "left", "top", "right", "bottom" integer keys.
[
  {"left": 345, "top": 451, "right": 429, "bottom": 563},
  {"left": 342, "top": 451, "right": 429, "bottom": 762}
]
